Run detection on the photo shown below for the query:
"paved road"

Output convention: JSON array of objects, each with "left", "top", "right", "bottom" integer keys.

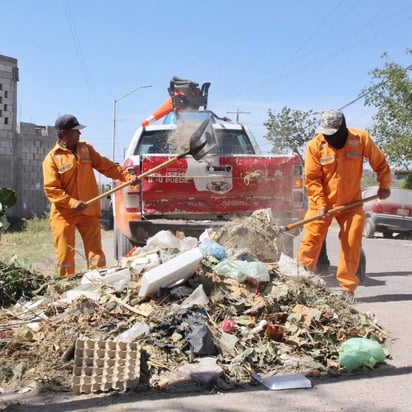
[{"left": 2, "top": 229, "right": 411, "bottom": 411}]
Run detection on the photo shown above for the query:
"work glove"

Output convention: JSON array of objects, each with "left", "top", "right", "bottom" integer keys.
[
  {"left": 129, "top": 175, "right": 140, "bottom": 186},
  {"left": 377, "top": 188, "right": 391, "bottom": 200},
  {"left": 74, "top": 200, "right": 88, "bottom": 211}
]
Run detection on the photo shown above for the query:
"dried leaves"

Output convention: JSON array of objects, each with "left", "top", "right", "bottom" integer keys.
[{"left": 0, "top": 254, "right": 389, "bottom": 393}]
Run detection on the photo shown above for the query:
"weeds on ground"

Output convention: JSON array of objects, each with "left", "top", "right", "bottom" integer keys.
[
  {"left": 0, "top": 215, "right": 54, "bottom": 265},
  {"left": 0, "top": 214, "right": 96, "bottom": 277},
  {"left": 0, "top": 257, "right": 47, "bottom": 307}
]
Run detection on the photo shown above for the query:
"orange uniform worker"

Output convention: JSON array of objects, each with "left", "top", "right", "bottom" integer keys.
[
  {"left": 43, "top": 114, "right": 139, "bottom": 277},
  {"left": 298, "top": 109, "right": 391, "bottom": 298}
]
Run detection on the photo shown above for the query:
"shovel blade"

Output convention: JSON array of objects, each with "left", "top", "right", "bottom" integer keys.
[{"left": 189, "top": 119, "right": 217, "bottom": 161}]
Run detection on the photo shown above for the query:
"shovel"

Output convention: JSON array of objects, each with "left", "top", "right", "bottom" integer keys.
[
  {"left": 279, "top": 194, "right": 379, "bottom": 233},
  {"left": 86, "top": 119, "right": 216, "bottom": 206}
]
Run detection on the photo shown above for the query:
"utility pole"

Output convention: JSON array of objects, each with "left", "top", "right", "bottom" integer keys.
[{"left": 227, "top": 109, "right": 251, "bottom": 124}]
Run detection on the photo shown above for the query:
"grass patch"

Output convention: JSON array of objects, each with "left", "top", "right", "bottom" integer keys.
[
  {"left": 0, "top": 214, "right": 92, "bottom": 276},
  {"left": 0, "top": 215, "right": 54, "bottom": 266}
]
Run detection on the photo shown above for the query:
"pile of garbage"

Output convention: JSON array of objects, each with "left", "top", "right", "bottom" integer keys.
[{"left": 0, "top": 211, "right": 388, "bottom": 395}]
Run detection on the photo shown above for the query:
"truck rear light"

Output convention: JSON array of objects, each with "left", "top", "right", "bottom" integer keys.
[
  {"left": 124, "top": 193, "right": 140, "bottom": 210},
  {"left": 292, "top": 163, "right": 303, "bottom": 175},
  {"left": 123, "top": 158, "right": 134, "bottom": 168},
  {"left": 292, "top": 191, "right": 304, "bottom": 203},
  {"left": 293, "top": 178, "right": 303, "bottom": 189}
]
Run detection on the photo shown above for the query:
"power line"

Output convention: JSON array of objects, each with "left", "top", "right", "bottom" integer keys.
[
  {"left": 339, "top": 63, "right": 412, "bottom": 110},
  {"left": 62, "top": 0, "right": 100, "bottom": 110}
]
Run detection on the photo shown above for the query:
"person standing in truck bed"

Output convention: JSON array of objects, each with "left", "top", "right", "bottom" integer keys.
[
  {"left": 42, "top": 114, "right": 138, "bottom": 277},
  {"left": 298, "top": 109, "right": 391, "bottom": 300}
]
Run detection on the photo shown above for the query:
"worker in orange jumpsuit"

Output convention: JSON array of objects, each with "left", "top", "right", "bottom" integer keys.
[
  {"left": 43, "top": 114, "right": 139, "bottom": 277},
  {"left": 298, "top": 109, "right": 391, "bottom": 298}
]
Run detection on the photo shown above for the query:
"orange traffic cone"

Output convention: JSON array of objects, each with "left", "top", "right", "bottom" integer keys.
[{"left": 141, "top": 97, "right": 173, "bottom": 126}]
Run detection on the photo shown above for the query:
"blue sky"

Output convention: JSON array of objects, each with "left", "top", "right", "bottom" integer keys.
[{"left": 2, "top": 0, "right": 411, "bottom": 161}]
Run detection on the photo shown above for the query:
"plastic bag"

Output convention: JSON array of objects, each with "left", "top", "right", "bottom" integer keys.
[
  {"left": 339, "top": 337, "right": 386, "bottom": 371},
  {"left": 185, "top": 312, "right": 217, "bottom": 356},
  {"left": 144, "top": 229, "right": 198, "bottom": 251},
  {"left": 114, "top": 322, "right": 150, "bottom": 342},
  {"left": 213, "top": 259, "right": 270, "bottom": 283},
  {"left": 199, "top": 239, "right": 227, "bottom": 260}
]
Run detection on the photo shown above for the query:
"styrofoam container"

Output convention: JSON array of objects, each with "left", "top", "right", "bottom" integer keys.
[{"left": 138, "top": 247, "right": 203, "bottom": 297}]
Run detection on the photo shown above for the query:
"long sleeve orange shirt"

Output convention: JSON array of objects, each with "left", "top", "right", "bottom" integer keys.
[
  {"left": 304, "top": 127, "right": 391, "bottom": 209},
  {"left": 43, "top": 141, "right": 133, "bottom": 219}
]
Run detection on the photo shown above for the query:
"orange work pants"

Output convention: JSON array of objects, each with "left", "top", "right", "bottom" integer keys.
[
  {"left": 50, "top": 214, "right": 106, "bottom": 277},
  {"left": 298, "top": 207, "right": 365, "bottom": 292}
]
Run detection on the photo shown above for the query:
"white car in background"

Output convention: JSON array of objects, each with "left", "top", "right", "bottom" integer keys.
[{"left": 362, "top": 186, "right": 412, "bottom": 238}]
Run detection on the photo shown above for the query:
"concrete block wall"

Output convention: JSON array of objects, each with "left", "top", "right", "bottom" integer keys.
[
  {"left": 1, "top": 54, "right": 110, "bottom": 220},
  {"left": 15, "top": 122, "right": 57, "bottom": 217},
  {"left": 1, "top": 122, "right": 57, "bottom": 218},
  {"left": 1, "top": 54, "right": 59, "bottom": 219},
  {"left": 0, "top": 129, "right": 15, "bottom": 187}
]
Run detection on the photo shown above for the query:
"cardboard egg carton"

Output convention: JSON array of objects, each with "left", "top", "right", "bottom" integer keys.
[{"left": 72, "top": 338, "right": 141, "bottom": 394}]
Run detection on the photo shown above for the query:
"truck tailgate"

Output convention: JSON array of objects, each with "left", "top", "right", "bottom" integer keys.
[{"left": 140, "top": 154, "right": 300, "bottom": 216}]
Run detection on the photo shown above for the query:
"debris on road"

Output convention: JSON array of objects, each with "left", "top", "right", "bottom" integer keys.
[{"left": 0, "top": 213, "right": 390, "bottom": 396}]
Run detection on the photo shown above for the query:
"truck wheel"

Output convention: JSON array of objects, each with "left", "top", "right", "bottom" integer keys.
[
  {"left": 363, "top": 218, "right": 375, "bottom": 238},
  {"left": 114, "top": 226, "right": 133, "bottom": 260}
]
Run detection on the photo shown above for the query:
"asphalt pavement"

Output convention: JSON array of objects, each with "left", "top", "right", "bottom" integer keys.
[{"left": 1, "top": 228, "right": 411, "bottom": 412}]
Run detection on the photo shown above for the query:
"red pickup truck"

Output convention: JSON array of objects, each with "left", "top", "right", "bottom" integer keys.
[
  {"left": 112, "top": 112, "right": 305, "bottom": 259},
  {"left": 112, "top": 78, "right": 305, "bottom": 259}
]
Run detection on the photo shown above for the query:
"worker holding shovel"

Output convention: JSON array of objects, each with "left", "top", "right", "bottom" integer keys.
[
  {"left": 42, "top": 114, "right": 139, "bottom": 277},
  {"left": 297, "top": 109, "right": 391, "bottom": 300}
]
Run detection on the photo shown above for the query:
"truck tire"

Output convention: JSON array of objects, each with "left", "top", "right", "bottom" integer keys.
[
  {"left": 114, "top": 225, "right": 133, "bottom": 260},
  {"left": 363, "top": 217, "right": 375, "bottom": 238}
]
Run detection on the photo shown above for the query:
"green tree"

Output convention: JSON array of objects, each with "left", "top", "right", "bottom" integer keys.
[
  {"left": 263, "top": 106, "right": 318, "bottom": 154},
  {"left": 361, "top": 50, "right": 412, "bottom": 168},
  {"left": 401, "top": 174, "right": 412, "bottom": 189}
]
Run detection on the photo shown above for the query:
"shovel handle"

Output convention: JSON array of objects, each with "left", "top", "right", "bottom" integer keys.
[
  {"left": 84, "top": 119, "right": 213, "bottom": 207},
  {"left": 85, "top": 154, "right": 187, "bottom": 206},
  {"left": 281, "top": 194, "right": 379, "bottom": 232}
]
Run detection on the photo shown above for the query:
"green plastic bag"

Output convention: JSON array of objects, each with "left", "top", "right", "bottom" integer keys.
[
  {"left": 213, "top": 260, "right": 270, "bottom": 283},
  {"left": 339, "top": 337, "right": 386, "bottom": 371}
]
